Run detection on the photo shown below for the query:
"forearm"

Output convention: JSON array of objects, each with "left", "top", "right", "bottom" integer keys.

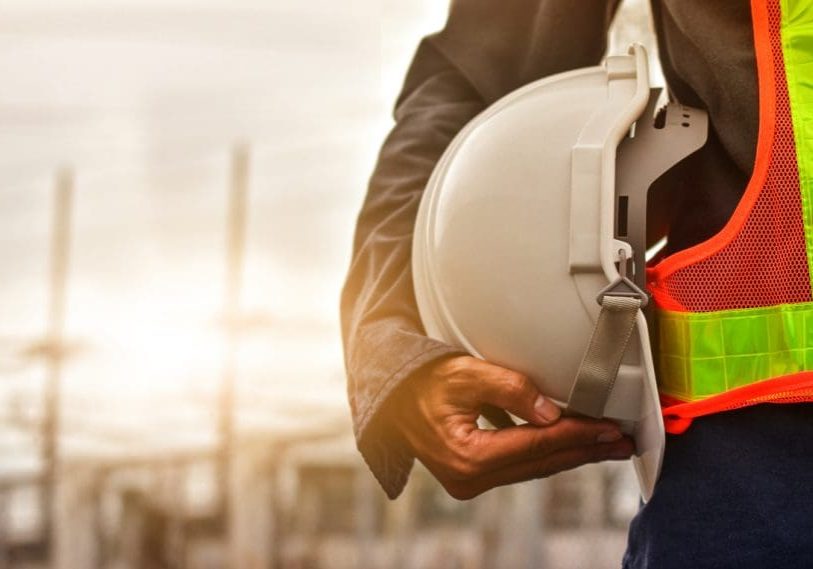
[{"left": 341, "top": 39, "right": 483, "bottom": 497}]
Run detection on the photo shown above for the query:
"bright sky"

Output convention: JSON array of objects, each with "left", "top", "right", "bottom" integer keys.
[
  {"left": 0, "top": 0, "right": 658, "bottom": 473},
  {"left": 0, "top": 0, "right": 449, "bottom": 472}
]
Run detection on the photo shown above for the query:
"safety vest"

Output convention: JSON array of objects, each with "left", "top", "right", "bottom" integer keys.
[{"left": 647, "top": 0, "right": 813, "bottom": 434}]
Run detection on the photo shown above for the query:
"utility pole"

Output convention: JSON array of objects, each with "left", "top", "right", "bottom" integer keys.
[
  {"left": 42, "top": 168, "right": 74, "bottom": 568},
  {"left": 219, "top": 143, "right": 249, "bottom": 562}
]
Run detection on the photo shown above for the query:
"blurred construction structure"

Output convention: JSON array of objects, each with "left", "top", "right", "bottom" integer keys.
[
  {"left": 0, "top": 137, "right": 641, "bottom": 568},
  {"left": 0, "top": 0, "right": 658, "bottom": 568}
]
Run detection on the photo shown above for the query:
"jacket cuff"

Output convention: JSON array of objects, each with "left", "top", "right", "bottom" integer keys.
[{"left": 354, "top": 343, "right": 465, "bottom": 499}]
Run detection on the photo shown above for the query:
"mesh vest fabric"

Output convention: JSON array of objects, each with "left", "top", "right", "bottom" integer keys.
[{"left": 646, "top": 0, "right": 813, "bottom": 434}]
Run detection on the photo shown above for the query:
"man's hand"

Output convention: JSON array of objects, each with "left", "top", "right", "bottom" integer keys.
[{"left": 389, "top": 355, "right": 635, "bottom": 500}]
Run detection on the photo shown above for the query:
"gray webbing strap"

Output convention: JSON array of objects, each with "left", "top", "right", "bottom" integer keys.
[{"left": 568, "top": 295, "right": 641, "bottom": 418}]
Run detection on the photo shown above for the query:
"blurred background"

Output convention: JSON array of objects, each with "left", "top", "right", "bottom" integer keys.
[{"left": 0, "top": 1, "right": 661, "bottom": 567}]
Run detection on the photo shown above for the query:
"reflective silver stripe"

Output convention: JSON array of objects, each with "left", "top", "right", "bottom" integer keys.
[{"left": 568, "top": 295, "right": 641, "bottom": 418}]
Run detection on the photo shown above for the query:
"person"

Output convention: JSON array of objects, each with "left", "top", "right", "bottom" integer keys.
[{"left": 341, "top": 1, "right": 813, "bottom": 567}]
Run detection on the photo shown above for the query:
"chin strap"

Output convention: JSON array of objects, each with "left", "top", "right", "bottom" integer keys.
[{"left": 568, "top": 248, "right": 648, "bottom": 418}]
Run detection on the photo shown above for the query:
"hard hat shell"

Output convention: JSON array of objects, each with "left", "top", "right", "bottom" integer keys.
[{"left": 413, "top": 45, "right": 707, "bottom": 501}]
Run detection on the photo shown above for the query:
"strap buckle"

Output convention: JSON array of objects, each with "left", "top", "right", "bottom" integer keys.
[{"left": 595, "top": 247, "right": 649, "bottom": 308}]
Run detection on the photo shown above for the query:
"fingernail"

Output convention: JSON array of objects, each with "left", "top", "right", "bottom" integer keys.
[
  {"left": 596, "top": 430, "right": 623, "bottom": 443},
  {"left": 534, "top": 395, "right": 560, "bottom": 424}
]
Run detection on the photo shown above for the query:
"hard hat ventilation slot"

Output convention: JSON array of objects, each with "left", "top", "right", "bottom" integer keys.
[
  {"left": 653, "top": 106, "right": 667, "bottom": 129},
  {"left": 617, "top": 196, "right": 629, "bottom": 237}
]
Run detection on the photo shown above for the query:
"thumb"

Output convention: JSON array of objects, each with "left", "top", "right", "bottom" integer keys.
[{"left": 471, "top": 360, "right": 562, "bottom": 426}]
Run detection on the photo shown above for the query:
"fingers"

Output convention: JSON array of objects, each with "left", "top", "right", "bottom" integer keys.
[
  {"left": 458, "top": 416, "right": 626, "bottom": 473},
  {"left": 443, "top": 436, "right": 635, "bottom": 501},
  {"left": 462, "top": 359, "right": 561, "bottom": 426}
]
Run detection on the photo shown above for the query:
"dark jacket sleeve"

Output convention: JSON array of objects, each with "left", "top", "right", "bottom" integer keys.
[{"left": 341, "top": 0, "right": 621, "bottom": 499}]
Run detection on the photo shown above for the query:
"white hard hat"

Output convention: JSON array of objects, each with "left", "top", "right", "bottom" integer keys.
[{"left": 412, "top": 45, "right": 707, "bottom": 501}]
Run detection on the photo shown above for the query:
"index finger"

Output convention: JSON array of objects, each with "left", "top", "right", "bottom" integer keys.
[{"left": 463, "top": 359, "right": 561, "bottom": 426}]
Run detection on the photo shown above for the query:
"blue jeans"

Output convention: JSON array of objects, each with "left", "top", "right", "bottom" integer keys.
[{"left": 623, "top": 403, "right": 813, "bottom": 568}]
